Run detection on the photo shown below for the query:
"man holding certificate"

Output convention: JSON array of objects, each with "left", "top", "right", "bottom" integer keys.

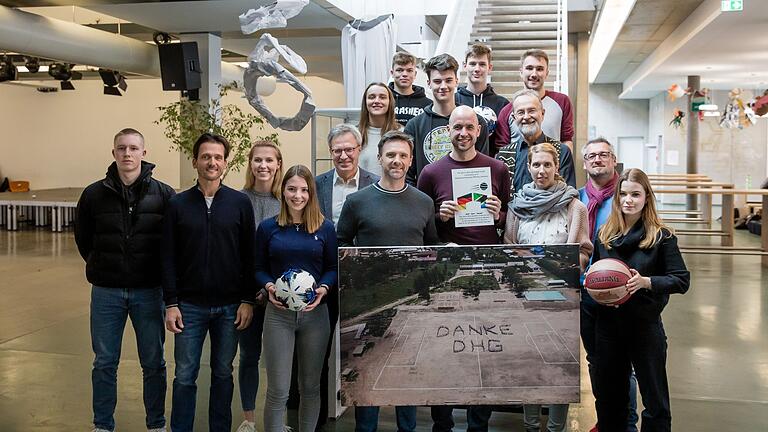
[{"left": 416, "top": 105, "right": 510, "bottom": 432}]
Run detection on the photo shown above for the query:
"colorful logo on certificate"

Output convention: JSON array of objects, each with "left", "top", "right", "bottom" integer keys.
[
  {"left": 423, "top": 125, "right": 451, "bottom": 163},
  {"left": 456, "top": 192, "right": 488, "bottom": 210}
]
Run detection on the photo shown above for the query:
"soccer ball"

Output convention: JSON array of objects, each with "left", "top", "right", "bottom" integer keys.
[{"left": 274, "top": 268, "right": 317, "bottom": 311}]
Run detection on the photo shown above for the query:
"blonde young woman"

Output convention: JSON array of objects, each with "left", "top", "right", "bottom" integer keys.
[
  {"left": 255, "top": 165, "right": 338, "bottom": 432},
  {"left": 504, "top": 142, "right": 592, "bottom": 432},
  {"left": 236, "top": 141, "right": 283, "bottom": 432},
  {"left": 357, "top": 82, "right": 402, "bottom": 176},
  {"left": 591, "top": 168, "right": 689, "bottom": 432}
]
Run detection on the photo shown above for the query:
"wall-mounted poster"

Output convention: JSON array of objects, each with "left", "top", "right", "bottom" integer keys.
[{"left": 338, "top": 244, "right": 580, "bottom": 407}]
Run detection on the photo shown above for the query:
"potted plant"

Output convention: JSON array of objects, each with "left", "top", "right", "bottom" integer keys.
[{"left": 155, "top": 83, "right": 278, "bottom": 177}]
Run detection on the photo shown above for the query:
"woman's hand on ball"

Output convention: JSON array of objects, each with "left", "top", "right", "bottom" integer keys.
[
  {"left": 303, "top": 285, "right": 328, "bottom": 312},
  {"left": 626, "top": 269, "right": 651, "bottom": 294},
  {"left": 266, "top": 283, "right": 287, "bottom": 310}
]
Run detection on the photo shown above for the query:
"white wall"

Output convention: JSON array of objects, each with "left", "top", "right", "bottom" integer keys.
[
  {"left": 588, "top": 84, "right": 650, "bottom": 166},
  {"left": 651, "top": 89, "right": 768, "bottom": 186},
  {"left": 0, "top": 76, "right": 346, "bottom": 191}
]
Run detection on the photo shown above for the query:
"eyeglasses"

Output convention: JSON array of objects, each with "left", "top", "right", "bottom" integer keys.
[
  {"left": 331, "top": 146, "right": 359, "bottom": 157},
  {"left": 584, "top": 151, "right": 614, "bottom": 161}
]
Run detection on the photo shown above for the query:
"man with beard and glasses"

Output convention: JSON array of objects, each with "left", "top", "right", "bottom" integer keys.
[
  {"left": 495, "top": 49, "right": 574, "bottom": 153},
  {"left": 496, "top": 89, "right": 575, "bottom": 196}
]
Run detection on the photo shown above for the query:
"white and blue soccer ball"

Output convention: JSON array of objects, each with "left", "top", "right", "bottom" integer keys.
[{"left": 274, "top": 268, "right": 317, "bottom": 311}]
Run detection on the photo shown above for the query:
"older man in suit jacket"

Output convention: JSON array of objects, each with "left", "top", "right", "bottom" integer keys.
[{"left": 316, "top": 123, "right": 379, "bottom": 224}]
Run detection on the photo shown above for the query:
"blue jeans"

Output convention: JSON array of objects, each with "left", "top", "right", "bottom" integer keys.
[
  {"left": 263, "top": 303, "right": 330, "bottom": 432},
  {"left": 355, "top": 406, "right": 417, "bottom": 432},
  {"left": 90, "top": 285, "right": 166, "bottom": 431},
  {"left": 238, "top": 304, "right": 266, "bottom": 411},
  {"left": 91, "top": 285, "right": 166, "bottom": 430},
  {"left": 582, "top": 295, "right": 639, "bottom": 431},
  {"left": 171, "top": 302, "right": 240, "bottom": 432},
  {"left": 523, "top": 404, "right": 568, "bottom": 432}
]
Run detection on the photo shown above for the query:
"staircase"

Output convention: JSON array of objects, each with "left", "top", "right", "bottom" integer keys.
[{"left": 469, "top": 0, "right": 566, "bottom": 99}]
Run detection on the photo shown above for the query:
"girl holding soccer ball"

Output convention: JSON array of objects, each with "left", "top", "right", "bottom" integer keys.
[
  {"left": 255, "top": 164, "right": 338, "bottom": 432},
  {"left": 591, "top": 168, "right": 689, "bottom": 431}
]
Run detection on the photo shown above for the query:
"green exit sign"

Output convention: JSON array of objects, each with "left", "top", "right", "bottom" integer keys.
[{"left": 721, "top": 0, "right": 743, "bottom": 11}]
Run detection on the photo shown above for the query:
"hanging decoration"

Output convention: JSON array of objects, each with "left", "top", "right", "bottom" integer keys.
[
  {"left": 670, "top": 109, "right": 685, "bottom": 128},
  {"left": 720, "top": 88, "right": 747, "bottom": 129},
  {"left": 667, "top": 84, "right": 688, "bottom": 101},
  {"left": 752, "top": 90, "right": 768, "bottom": 117}
]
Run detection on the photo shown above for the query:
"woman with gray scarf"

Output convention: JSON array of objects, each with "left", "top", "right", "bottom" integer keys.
[{"left": 503, "top": 142, "right": 592, "bottom": 432}]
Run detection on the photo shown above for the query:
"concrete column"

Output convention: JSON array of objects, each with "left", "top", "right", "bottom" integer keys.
[
  {"left": 574, "top": 32, "right": 590, "bottom": 188},
  {"left": 178, "top": 32, "right": 222, "bottom": 188},
  {"left": 686, "top": 75, "right": 700, "bottom": 212}
]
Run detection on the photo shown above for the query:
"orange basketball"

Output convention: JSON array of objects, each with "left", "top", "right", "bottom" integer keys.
[{"left": 584, "top": 258, "right": 632, "bottom": 306}]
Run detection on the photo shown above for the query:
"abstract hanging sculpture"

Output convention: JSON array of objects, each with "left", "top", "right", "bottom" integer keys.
[
  {"left": 240, "top": 1, "right": 316, "bottom": 131},
  {"left": 239, "top": 0, "right": 309, "bottom": 34}
]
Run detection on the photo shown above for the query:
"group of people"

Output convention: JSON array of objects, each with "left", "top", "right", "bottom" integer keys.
[{"left": 75, "top": 44, "right": 689, "bottom": 432}]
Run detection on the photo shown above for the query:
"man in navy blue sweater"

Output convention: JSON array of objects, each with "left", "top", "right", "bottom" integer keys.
[{"left": 162, "top": 133, "right": 256, "bottom": 432}]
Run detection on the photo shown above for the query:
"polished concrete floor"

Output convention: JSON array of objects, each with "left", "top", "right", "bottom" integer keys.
[{"left": 1, "top": 227, "right": 767, "bottom": 431}]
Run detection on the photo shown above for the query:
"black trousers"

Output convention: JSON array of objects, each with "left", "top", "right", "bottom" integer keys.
[{"left": 593, "top": 307, "right": 670, "bottom": 432}]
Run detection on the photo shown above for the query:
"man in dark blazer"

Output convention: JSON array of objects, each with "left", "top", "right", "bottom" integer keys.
[
  {"left": 315, "top": 123, "right": 379, "bottom": 224},
  {"left": 313, "top": 123, "right": 377, "bottom": 428}
]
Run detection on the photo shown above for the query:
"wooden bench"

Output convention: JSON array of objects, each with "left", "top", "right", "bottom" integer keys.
[{"left": 652, "top": 188, "right": 768, "bottom": 266}]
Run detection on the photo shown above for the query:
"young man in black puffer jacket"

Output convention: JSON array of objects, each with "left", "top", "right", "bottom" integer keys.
[{"left": 75, "top": 128, "right": 175, "bottom": 432}]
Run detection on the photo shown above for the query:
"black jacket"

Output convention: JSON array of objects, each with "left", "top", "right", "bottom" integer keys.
[
  {"left": 161, "top": 184, "right": 256, "bottom": 307},
  {"left": 404, "top": 105, "right": 490, "bottom": 185},
  {"left": 455, "top": 84, "right": 509, "bottom": 118},
  {"left": 592, "top": 222, "right": 690, "bottom": 318},
  {"left": 390, "top": 82, "right": 432, "bottom": 127},
  {"left": 75, "top": 161, "right": 175, "bottom": 288}
]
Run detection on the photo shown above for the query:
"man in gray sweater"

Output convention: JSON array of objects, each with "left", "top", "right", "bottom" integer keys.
[{"left": 336, "top": 130, "right": 439, "bottom": 432}]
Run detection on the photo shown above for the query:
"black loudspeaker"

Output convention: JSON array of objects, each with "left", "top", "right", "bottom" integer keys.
[{"left": 158, "top": 42, "right": 202, "bottom": 91}]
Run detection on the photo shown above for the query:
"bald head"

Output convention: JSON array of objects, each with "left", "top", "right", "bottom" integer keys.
[
  {"left": 449, "top": 105, "right": 481, "bottom": 157},
  {"left": 449, "top": 105, "right": 479, "bottom": 127}
]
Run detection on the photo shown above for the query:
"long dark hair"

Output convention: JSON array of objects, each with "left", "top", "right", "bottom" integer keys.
[{"left": 358, "top": 82, "right": 399, "bottom": 150}]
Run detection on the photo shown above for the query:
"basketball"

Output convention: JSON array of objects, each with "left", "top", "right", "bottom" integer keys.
[
  {"left": 584, "top": 258, "right": 633, "bottom": 306},
  {"left": 274, "top": 268, "right": 317, "bottom": 311}
]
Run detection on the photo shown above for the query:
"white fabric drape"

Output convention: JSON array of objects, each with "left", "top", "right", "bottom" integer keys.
[{"left": 341, "top": 15, "right": 396, "bottom": 108}]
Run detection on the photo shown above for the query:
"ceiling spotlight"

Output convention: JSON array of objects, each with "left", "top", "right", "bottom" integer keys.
[
  {"left": 99, "top": 68, "right": 127, "bottom": 96},
  {"left": 48, "top": 63, "right": 82, "bottom": 90},
  {"left": 0, "top": 56, "right": 18, "bottom": 82},
  {"left": 24, "top": 57, "right": 40, "bottom": 73}
]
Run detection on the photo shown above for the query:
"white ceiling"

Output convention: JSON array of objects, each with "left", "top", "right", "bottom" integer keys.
[
  {"left": 620, "top": 0, "right": 768, "bottom": 98},
  {"left": 9, "top": 0, "right": 349, "bottom": 81},
  {"left": 591, "top": 0, "right": 768, "bottom": 99}
]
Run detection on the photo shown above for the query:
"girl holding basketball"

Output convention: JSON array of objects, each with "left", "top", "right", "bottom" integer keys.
[
  {"left": 591, "top": 168, "right": 689, "bottom": 432},
  {"left": 236, "top": 141, "right": 283, "bottom": 432},
  {"left": 255, "top": 165, "right": 338, "bottom": 432},
  {"left": 504, "top": 142, "right": 592, "bottom": 432}
]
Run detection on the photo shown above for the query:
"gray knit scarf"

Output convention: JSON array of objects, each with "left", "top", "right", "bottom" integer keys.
[{"left": 510, "top": 180, "right": 578, "bottom": 220}]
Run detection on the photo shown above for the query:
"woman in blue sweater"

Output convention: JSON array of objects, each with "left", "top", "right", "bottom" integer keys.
[
  {"left": 255, "top": 164, "right": 338, "bottom": 432},
  {"left": 591, "top": 168, "right": 690, "bottom": 432}
]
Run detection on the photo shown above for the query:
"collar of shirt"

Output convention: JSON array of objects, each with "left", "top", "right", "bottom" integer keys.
[{"left": 333, "top": 168, "right": 360, "bottom": 187}]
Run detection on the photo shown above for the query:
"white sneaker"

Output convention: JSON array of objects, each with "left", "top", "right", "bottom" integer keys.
[
  {"left": 147, "top": 428, "right": 167, "bottom": 432},
  {"left": 236, "top": 420, "right": 256, "bottom": 432},
  {"left": 92, "top": 429, "right": 112, "bottom": 432}
]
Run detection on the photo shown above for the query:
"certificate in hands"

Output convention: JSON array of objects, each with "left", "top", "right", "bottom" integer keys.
[{"left": 451, "top": 167, "right": 493, "bottom": 228}]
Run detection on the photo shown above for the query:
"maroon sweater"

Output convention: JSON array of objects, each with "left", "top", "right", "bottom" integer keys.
[{"left": 417, "top": 152, "right": 511, "bottom": 245}]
